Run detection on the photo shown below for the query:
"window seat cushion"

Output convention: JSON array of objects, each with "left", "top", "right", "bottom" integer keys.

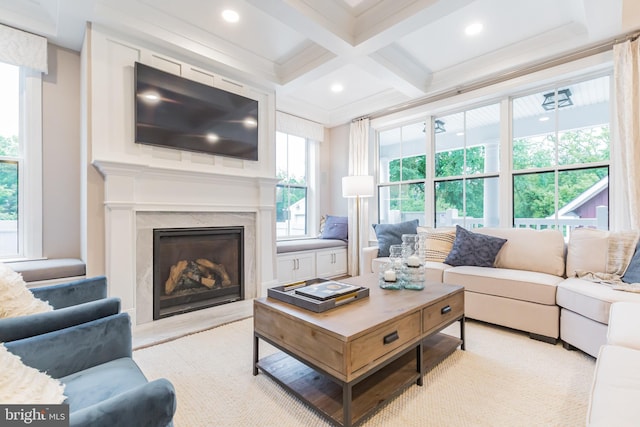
[
  {"left": 6, "top": 259, "right": 86, "bottom": 283},
  {"left": 277, "top": 239, "right": 347, "bottom": 254}
]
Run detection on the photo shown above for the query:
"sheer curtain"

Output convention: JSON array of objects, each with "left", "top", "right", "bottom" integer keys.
[
  {"left": 612, "top": 39, "right": 640, "bottom": 230},
  {"left": 347, "top": 118, "right": 370, "bottom": 276}
]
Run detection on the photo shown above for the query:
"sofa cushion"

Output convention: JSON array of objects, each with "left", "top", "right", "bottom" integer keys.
[
  {"left": 1, "top": 343, "right": 66, "bottom": 404},
  {"left": 7, "top": 258, "right": 86, "bottom": 283},
  {"left": 444, "top": 266, "right": 561, "bottom": 305},
  {"left": 444, "top": 225, "right": 506, "bottom": 268},
  {"left": 417, "top": 227, "right": 456, "bottom": 262},
  {"left": 476, "top": 227, "right": 566, "bottom": 276},
  {"left": 276, "top": 238, "right": 347, "bottom": 254},
  {"left": 587, "top": 345, "right": 640, "bottom": 427},
  {"left": 566, "top": 228, "right": 639, "bottom": 278},
  {"left": 60, "top": 357, "right": 149, "bottom": 412},
  {"left": 320, "top": 215, "right": 348, "bottom": 240},
  {"left": 556, "top": 278, "right": 640, "bottom": 324},
  {"left": 607, "top": 302, "right": 640, "bottom": 350},
  {"left": 372, "top": 219, "right": 419, "bottom": 257},
  {"left": 0, "top": 263, "right": 52, "bottom": 318}
]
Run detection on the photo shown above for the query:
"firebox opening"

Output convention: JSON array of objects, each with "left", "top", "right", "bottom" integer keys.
[{"left": 153, "top": 226, "right": 244, "bottom": 319}]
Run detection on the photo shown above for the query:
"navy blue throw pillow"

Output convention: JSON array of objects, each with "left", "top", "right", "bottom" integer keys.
[
  {"left": 320, "top": 215, "right": 348, "bottom": 241},
  {"left": 444, "top": 225, "right": 507, "bottom": 267},
  {"left": 622, "top": 242, "right": 640, "bottom": 283},
  {"left": 372, "top": 219, "right": 419, "bottom": 257}
]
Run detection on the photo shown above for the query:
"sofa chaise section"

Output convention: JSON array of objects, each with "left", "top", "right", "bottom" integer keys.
[{"left": 558, "top": 278, "right": 640, "bottom": 357}]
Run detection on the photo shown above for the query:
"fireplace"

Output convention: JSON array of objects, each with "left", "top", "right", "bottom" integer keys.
[{"left": 153, "top": 226, "right": 244, "bottom": 319}]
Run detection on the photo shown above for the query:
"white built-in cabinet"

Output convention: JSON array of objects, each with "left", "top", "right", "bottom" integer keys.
[
  {"left": 276, "top": 252, "right": 316, "bottom": 284},
  {"left": 277, "top": 247, "right": 347, "bottom": 284},
  {"left": 316, "top": 248, "right": 348, "bottom": 278}
]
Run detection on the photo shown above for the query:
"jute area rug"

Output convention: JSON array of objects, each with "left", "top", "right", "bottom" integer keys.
[{"left": 133, "top": 318, "right": 595, "bottom": 427}]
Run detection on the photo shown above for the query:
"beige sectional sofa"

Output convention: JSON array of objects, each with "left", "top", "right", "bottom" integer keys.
[{"left": 363, "top": 226, "right": 640, "bottom": 356}]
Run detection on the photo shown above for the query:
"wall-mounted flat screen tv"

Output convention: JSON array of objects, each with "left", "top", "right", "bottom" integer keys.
[{"left": 134, "top": 62, "right": 259, "bottom": 161}]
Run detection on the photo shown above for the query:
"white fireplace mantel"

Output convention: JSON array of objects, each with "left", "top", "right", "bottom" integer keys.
[{"left": 93, "top": 159, "right": 279, "bottom": 324}]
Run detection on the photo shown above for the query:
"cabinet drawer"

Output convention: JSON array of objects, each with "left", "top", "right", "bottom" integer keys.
[
  {"left": 349, "top": 311, "right": 421, "bottom": 373},
  {"left": 422, "top": 291, "right": 464, "bottom": 333}
]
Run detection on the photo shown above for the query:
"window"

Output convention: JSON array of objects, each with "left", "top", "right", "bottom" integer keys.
[
  {"left": 0, "top": 63, "right": 20, "bottom": 257},
  {"left": 378, "top": 122, "right": 426, "bottom": 224},
  {"left": 374, "top": 72, "right": 611, "bottom": 237},
  {"left": 276, "top": 132, "right": 309, "bottom": 238},
  {"left": 434, "top": 104, "right": 501, "bottom": 228},
  {"left": 0, "top": 61, "right": 42, "bottom": 259},
  {"left": 512, "top": 75, "right": 610, "bottom": 235}
]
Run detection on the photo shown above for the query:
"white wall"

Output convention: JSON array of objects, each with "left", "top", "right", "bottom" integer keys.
[
  {"left": 324, "top": 124, "right": 350, "bottom": 217},
  {"left": 42, "top": 44, "right": 81, "bottom": 259}
]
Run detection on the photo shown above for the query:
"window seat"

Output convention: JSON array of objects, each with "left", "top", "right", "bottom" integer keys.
[
  {"left": 276, "top": 238, "right": 347, "bottom": 254},
  {"left": 276, "top": 239, "right": 348, "bottom": 284},
  {"left": 6, "top": 258, "right": 86, "bottom": 285}
]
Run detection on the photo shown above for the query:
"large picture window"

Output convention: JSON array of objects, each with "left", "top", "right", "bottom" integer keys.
[
  {"left": 375, "top": 73, "right": 611, "bottom": 237},
  {"left": 512, "top": 75, "right": 610, "bottom": 235}
]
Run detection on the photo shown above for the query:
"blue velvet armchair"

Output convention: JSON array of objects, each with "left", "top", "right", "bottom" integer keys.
[
  {"left": 0, "top": 276, "right": 121, "bottom": 342},
  {"left": 5, "top": 312, "right": 176, "bottom": 427}
]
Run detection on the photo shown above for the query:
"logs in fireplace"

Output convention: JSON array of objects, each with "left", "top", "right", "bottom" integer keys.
[{"left": 153, "top": 226, "right": 244, "bottom": 319}]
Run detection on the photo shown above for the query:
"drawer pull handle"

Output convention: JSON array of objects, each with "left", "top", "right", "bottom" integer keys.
[
  {"left": 383, "top": 331, "right": 399, "bottom": 345},
  {"left": 441, "top": 305, "right": 452, "bottom": 315}
]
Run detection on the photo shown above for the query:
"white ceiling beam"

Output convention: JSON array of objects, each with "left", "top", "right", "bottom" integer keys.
[
  {"left": 368, "top": 45, "right": 432, "bottom": 96},
  {"left": 245, "top": 0, "right": 354, "bottom": 55}
]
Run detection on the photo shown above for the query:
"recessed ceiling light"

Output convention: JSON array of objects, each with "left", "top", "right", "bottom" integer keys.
[
  {"left": 539, "top": 116, "right": 550, "bottom": 122},
  {"left": 465, "top": 22, "right": 483, "bottom": 36},
  {"left": 331, "top": 83, "right": 344, "bottom": 93},
  {"left": 222, "top": 9, "right": 240, "bottom": 23},
  {"left": 456, "top": 132, "right": 465, "bottom": 136}
]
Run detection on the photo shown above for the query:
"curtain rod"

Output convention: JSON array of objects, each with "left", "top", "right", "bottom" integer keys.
[{"left": 364, "top": 29, "right": 640, "bottom": 122}]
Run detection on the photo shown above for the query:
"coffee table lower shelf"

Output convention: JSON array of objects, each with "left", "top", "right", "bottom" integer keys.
[{"left": 255, "top": 332, "right": 462, "bottom": 427}]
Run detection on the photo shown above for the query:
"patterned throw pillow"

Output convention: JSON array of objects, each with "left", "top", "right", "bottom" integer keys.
[
  {"left": 420, "top": 229, "right": 456, "bottom": 262},
  {"left": 444, "top": 225, "right": 507, "bottom": 267}
]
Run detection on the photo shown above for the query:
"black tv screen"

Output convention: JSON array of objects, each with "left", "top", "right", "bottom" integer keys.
[{"left": 134, "top": 62, "right": 259, "bottom": 161}]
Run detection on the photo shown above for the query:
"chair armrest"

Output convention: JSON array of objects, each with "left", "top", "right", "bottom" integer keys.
[
  {"left": 5, "top": 312, "right": 132, "bottom": 378},
  {"left": 361, "top": 246, "right": 380, "bottom": 274},
  {"left": 31, "top": 276, "right": 108, "bottom": 309},
  {"left": 0, "top": 297, "right": 120, "bottom": 342},
  {"left": 70, "top": 378, "right": 176, "bottom": 427},
  {"left": 607, "top": 302, "right": 640, "bottom": 350}
]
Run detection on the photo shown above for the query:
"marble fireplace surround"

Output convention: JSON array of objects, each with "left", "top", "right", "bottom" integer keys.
[
  {"left": 136, "top": 211, "right": 256, "bottom": 324},
  {"left": 94, "top": 161, "right": 279, "bottom": 326}
]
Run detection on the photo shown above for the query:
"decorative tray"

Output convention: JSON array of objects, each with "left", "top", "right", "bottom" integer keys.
[{"left": 267, "top": 278, "right": 369, "bottom": 313}]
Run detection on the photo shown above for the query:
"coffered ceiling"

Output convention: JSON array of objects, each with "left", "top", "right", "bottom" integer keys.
[{"left": 0, "top": 0, "right": 638, "bottom": 127}]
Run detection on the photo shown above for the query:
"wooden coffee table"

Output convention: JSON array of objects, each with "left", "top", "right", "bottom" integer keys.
[{"left": 253, "top": 274, "right": 465, "bottom": 427}]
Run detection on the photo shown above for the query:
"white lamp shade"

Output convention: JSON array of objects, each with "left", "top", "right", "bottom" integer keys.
[{"left": 342, "top": 175, "right": 374, "bottom": 198}]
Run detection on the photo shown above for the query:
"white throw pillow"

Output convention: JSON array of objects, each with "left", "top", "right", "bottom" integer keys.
[
  {"left": 0, "top": 263, "right": 52, "bottom": 318},
  {"left": 0, "top": 344, "right": 66, "bottom": 404}
]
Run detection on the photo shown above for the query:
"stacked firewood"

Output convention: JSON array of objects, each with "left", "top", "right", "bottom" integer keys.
[{"left": 165, "top": 258, "right": 232, "bottom": 295}]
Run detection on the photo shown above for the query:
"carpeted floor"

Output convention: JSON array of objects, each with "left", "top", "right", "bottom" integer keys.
[{"left": 133, "top": 318, "right": 596, "bottom": 427}]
